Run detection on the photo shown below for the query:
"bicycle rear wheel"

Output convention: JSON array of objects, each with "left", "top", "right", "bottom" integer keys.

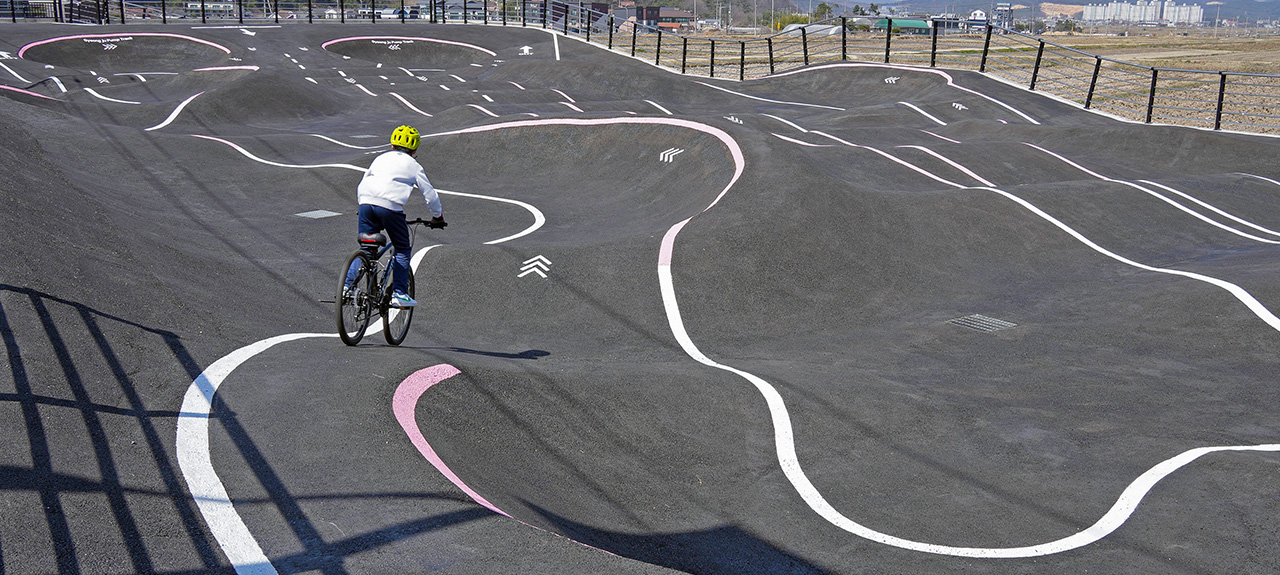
[
  {"left": 337, "top": 250, "right": 374, "bottom": 346},
  {"left": 382, "top": 271, "right": 415, "bottom": 346}
]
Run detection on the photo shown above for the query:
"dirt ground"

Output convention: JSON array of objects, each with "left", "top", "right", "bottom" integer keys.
[{"left": 1041, "top": 30, "right": 1280, "bottom": 74}]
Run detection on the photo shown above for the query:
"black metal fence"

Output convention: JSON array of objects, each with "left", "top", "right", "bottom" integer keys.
[{"left": 8, "top": 0, "right": 1280, "bottom": 134}]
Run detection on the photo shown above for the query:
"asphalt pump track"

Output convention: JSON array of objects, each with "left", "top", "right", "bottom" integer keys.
[{"left": 2, "top": 21, "right": 1280, "bottom": 575}]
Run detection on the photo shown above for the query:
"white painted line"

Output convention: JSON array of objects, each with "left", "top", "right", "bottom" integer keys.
[
  {"left": 920, "top": 129, "right": 960, "bottom": 144},
  {"left": 895, "top": 145, "right": 994, "bottom": 187},
  {"left": 388, "top": 92, "right": 433, "bottom": 117},
  {"left": 178, "top": 332, "right": 329, "bottom": 575},
  {"left": 644, "top": 100, "right": 673, "bottom": 115},
  {"left": 1026, "top": 143, "right": 1280, "bottom": 244},
  {"left": 355, "top": 84, "right": 377, "bottom": 97},
  {"left": 470, "top": 63, "right": 484, "bottom": 68},
  {"left": 439, "top": 85, "right": 451, "bottom": 91},
  {"left": 761, "top": 113, "right": 807, "bottom": 133},
  {"left": 553, "top": 33, "right": 561, "bottom": 61},
  {"left": 694, "top": 81, "right": 844, "bottom": 111},
  {"left": 559, "top": 102, "right": 584, "bottom": 113},
  {"left": 438, "top": 189, "right": 545, "bottom": 245},
  {"left": 0, "top": 61, "right": 30, "bottom": 83},
  {"left": 813, "top": 131, "right": 959, "bottom": 187},
  {"left": 191, "top": 135, "right": 366, "bottom": 171},
  {"left": 656, "top": 127, "right": 1280, "bottom": 558},
  {"left": 466, "top": 104, "right": 499, "bottom": 118},
  {"left": 48, "top": 76, "right": 67, "bottom": 93},
  {"left": 509, "top": 81, "right": 526, "bottom": 90},
  {"left": 84, "top": 87, "right": 140, "bottom": 104},
  {"left": 482, "top": 94, "right": 494, "bottom": 103},
  {"left": 765, "top": 62, "right": 1040, "bottom": 125},
  {"left": 145, "top": 92, "right": 204, "bottom": 131},
  {"left": 338, "top": 70, "right": 347, "bottom": 77},
  {"left": 398, "top": 66, "right": 415, "bottom": 76},
  {"left": 449, "top": 74, "right": 467, "bottom": 83},
  {"left": 897, "top": 101, "right": 947, "bottom": 126},
  {"left": 551, "top": 88, "right": 575, "bottom": 103},
  {"left": 305, "top": 77, "right": 317, "bottom": 84},
  {"left": 771, "top": 133, "right": 831, "bottom": 147},
  {"left": 1139, "top": 179, "right": 1280, "bottom": 239},
  {"left": 309, "top": 134, "right": 388, "bottom": 150}
]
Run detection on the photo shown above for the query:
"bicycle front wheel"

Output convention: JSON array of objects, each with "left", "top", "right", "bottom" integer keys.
[
  {"left": 382, "top": 271, "right": 415, "bottom": 346},
  {"left": 337, "top": 250, "right": 374, "bottom": 346}
]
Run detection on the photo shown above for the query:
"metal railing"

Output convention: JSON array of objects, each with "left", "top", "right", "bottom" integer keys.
[{"left": 8, "top": 0, "right": 1280, "bottom": 134}]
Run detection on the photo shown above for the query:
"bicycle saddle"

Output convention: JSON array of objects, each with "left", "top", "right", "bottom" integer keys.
[{"left": 358, "top": 233, "right": 388, "bottom": 248}]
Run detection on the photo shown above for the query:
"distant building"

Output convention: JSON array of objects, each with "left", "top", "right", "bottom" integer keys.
[
  {"left": 616, "top": 6, "right": 691, "bottom": 30},
  {"left": 1082, "top": 0, "right": 1203, "bottom": 24},
  {"left": 873, "top": 18, "right": 931, "bottom": 34}
]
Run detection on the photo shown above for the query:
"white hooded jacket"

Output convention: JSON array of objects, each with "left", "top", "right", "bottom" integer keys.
[{"left": 357, "top": 150, "right": 443, "bottom": 217}]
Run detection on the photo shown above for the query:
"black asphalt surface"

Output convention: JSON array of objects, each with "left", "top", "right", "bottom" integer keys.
[{"left": 2, "top": 21, "right": 1280, "bottom": 575}]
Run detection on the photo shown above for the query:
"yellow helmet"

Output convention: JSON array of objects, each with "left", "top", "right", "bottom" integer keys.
[{"left": 390, "top": 125, "right": 419, "bottom": 151}]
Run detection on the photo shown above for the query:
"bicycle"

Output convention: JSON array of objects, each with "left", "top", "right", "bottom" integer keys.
[{"left": 336, "top": 218, "right": 441, "bottom": 346}]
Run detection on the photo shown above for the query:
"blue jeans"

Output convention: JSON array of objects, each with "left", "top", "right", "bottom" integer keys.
[{"left": 348, "top": 204, "right": 412, "bottom": 295}]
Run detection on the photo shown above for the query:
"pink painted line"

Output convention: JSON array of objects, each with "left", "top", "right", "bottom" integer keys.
[
  {"left": 392, "top": 364, "right": 509, "bottom": 517},
  {"left": 321, "top": 36, "right": 497, "bottom": 57},
  {"left": 18, "top": 33, "right": 231, "bottom": 59},
  {"left": 0, "top": 84, "right": 58, "bottom": 100}
]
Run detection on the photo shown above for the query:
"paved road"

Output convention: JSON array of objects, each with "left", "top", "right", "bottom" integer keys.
[{"left": 2, "top": 21, "right": 1280, "bottom": 575}]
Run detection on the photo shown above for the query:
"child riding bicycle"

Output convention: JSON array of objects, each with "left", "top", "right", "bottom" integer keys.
[{"left": 349, "top": 125, "right": 446, "bottom": 308}]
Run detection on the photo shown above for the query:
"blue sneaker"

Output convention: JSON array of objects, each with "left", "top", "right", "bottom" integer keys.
[{"left": 390, "top": 292, "right": 417, "bottom": 308}]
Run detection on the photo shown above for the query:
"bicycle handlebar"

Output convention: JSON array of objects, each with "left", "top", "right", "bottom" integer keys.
[{"left": 408, "top": 217, "right": 447, "bottom": 229}]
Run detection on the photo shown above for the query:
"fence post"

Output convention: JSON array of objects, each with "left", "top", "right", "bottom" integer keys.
[
  {"left": 801, "top": 27, "right": 809, "bottom": 66},
  {"left": 463, "top": 0, "right": 468, "bottom": 23},
  {"left": 930, "top": 19, "right": 939, "bottom": 67},
  {"left": 1214, "top": 72, "right": 1227, "bottom": 130},
  {"left": 841, "top": 17, "right": 847, "bottom": 60},
  {"left": 710, "top": 39, "right": 716, "bottom": 77},
  {"left": 307, "top": 0, "right": 312, "bottom": 22},
  {"left": 236, "top": 0, "right": 241, "bottom": 24},
  {"left": 608, "top": 15, "right": 614, "bottom": 48},
  {"left": 542, "top": 0, "right": 547, "bottom": 28},
  {"left": 1085, "top": 56, "right": 1101, "bottom": 108},
  {"left": 739, "top": 40, "right": 745, "bottom": 81},
  {"left": 1029, "top": 40, "right": 1045, "bottom": 90},
  {"left": 585, "top": 7, "right": 591, "bottom": 42},
  {"left": 399, "top": 0, "right": 404, "bottom": 22},
  {"left": 768, "top": 37, "right": 775, "bottom": 75},
  {"left": 655, "top": 30, "right": 662, "bottom": 65},
  {"left": 979, "top": 24, "right": 993, "bottom": 72},
  {"left": 631, "top": 22, "right": 637, "bottom": 57},
  {"left": 201, "top": 0, "right": 206, "bottom": 24},
  {"left": 520, "top": 0, "right": 525, "bottom": 25},
  {"left": 1145, "top": 68, "right": 1158, "bottom": 123},
  {"left": 11, "top": 0, "right": 17, "bottom": 23},
  {"left": 884, "top": 18, "right": 892, "bottom": 63},
  {"left": 563, "top": 3, "right": 569, "bottom": 35},
  {"left": 681, "top": 37, "right": 688, "bottom": 73}
]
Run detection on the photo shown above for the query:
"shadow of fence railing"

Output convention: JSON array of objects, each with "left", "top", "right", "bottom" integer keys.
[{"left": 7, "top": 0, "right": 1280, "bottom": 134}]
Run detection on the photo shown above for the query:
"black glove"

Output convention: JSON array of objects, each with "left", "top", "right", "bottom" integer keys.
[{"left": 429, "top": 216, "right": 448, "bottom": 229}]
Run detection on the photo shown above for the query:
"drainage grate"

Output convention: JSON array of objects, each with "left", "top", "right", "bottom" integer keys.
[{"left": 947, "top": 314, "right": 1017, "bottom": 333}]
